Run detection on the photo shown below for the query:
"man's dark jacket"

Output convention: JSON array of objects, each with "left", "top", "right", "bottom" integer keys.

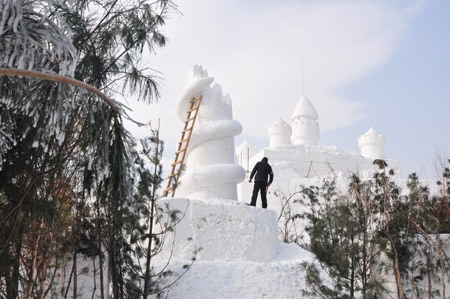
[{"left": 250, "top": 157, "right": 273, "bottom": 184}]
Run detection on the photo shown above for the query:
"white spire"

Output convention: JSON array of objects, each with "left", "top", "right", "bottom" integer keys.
[
  {"left": 358, "top": 127, "right": 387, "bottom": 159},
  {"left": 291, "top": 95, "right": 320, "bottom": 145},
  {"left": 291, "top": 95, "right": 319, "bottom": 120},
  {"left": 268, "top": 117, "right": 292, "bottom": 147}
]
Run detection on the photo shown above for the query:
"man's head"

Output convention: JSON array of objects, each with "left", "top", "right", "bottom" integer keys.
[{"left": 261, "top": 157, "right": 268, "bottom": 163}]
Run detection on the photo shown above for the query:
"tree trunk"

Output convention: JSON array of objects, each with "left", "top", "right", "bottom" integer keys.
[
  {"left": 61, "top": 262, "right": 66, "bottom": 298},
  {"left": 97, "top": 203, "right": 105, "bottom": 299},
  {"left": 427, "top": 253, "right": 432, "bottom": 299},
  {"left": 109, "top": 234, "right": 120, "bottom": 299},
  {"left": 350, "top": 236, "right": 355, "bottom": 299},
  {"left": 73, "top": 251, "right": 78, "bottom": 299},
  {"left": 6, "top": 238, "right": 22, "bottom": 299},
  {"left": 143, "top": 122, "right": 161, "bottom": 299}
]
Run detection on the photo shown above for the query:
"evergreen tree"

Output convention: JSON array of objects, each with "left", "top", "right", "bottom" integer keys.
[
  {"left": 299, "top": 179, "right": 381, "bottom": 298},
  {"left": 298, "top": 160, "right": 450, "bottom": 298},
  {"left": 0, "top": 0, "right": 177, "bottom": 297}
]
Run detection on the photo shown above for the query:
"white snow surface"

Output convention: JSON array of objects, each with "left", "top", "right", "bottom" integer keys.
[
  {"left": 268, "top": 117, "right": 292, "bottom": 147},
  {"left": 358, "top": 127, "right": 387, "bottom": 159},
  {"left": 154, "top": 197, "right": 321, "bottom": 299},
  {"left": 158, "top": 243, "right": 317, "bottom": 299},
  {"left": 175, "top": 65, "right": 246, "bottom": 200},
  {"left": 291, "top": 95, "right": 320, "bottom": 145},
  {"left": 158, "top": 198, "right": 279, "bottom": 262},
  {"left": 291, "top": 95, "right": 319, "bottom": 120}
]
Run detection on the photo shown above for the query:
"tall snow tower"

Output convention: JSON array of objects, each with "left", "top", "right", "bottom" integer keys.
[
  {"left": 358, "top": 127, "right": 387, "bottom": 159},
  {"left": 291, "top": 95, "right": 320, "bottom": 145},
  {"left": 268, "top": 117, "right": 292, "bottom": 147}
]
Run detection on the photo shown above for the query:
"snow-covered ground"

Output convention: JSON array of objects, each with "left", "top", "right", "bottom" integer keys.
[
  {"left": 153, "top": 198, "right": 324, "bottom": 299},
  {"left": 157, "top": 242, "right": 319, "bottom": 299}
]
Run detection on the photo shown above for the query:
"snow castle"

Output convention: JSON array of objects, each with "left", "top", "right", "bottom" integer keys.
[
  {"left": 157, "top": 66, "right": 318, "bottom": 298},
  {"left": 236, "top": 94, "right": 401, "bottom": 196}
]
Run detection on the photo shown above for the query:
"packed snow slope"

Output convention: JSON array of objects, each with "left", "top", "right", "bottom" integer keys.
[{"left": 154, "top": 198, "right": 323, "bottom": 299}]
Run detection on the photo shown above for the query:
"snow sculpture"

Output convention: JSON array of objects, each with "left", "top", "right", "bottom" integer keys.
[
  {"left": 175, "top": 65, "right": 246, "bottom": 200},
  {"left": 236, "top": 140, "right": 259, "bottom": 172},
  {"left": 358, "top": 127, "right": 387, "bottom": 159},
  {"left": 159, "top": 66, "right": 278, "bottom": 263},
  {"left": 291, "top": 95, "right": 320, "bottom": 145},
  {"left": 154, "top": 66, "right": 333, "bottom": 298},
  {"left": 268, "top": 117, "right": 292, "bottom": 147}
]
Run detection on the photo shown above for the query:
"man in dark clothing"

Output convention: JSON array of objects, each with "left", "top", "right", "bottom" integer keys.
[{"left": 249, "top": 157, "right": 274, "bottom": 208}]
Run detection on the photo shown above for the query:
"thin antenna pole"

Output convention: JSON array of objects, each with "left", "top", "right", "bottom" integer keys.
[{"left": 302, "top": 56, "right": 305, "bottom": 96}]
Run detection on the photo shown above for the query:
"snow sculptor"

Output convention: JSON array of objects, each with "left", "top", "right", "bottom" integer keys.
[
  {"left": 175, "top": 65, "right": 246, "bottom": 201},
  {"left": 249, "top": 157, "right": 274, "bottom": 208}
]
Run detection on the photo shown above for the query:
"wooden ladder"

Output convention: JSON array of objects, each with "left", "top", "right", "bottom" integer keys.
[{"left": 163, "top": 95, "right": 203, "bottom": 197}]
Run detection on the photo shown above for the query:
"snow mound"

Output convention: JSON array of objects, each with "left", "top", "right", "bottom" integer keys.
[
  {"left": 158, "top": 198, "right": 278, "bottom": 262},
  {"left": 155, "top": 242, "right": 318, "bottom": 299},
  {"left": 155, "top": 197, "right": 324, "bottom": 298}
]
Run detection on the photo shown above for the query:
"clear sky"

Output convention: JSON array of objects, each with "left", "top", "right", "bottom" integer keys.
[{"left": 126, "top": 0, "right": 450, "bottom": 179}]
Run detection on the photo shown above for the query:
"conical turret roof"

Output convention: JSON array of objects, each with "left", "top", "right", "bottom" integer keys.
[
  {"left": 291, "top": 95, "right": 319, "bottom": 120},
  {"left": 268, "top": 117, "right": 292, "bottom": 136},
  {"left": 270, "top": 117, "right": 291, "bottom": 129}
]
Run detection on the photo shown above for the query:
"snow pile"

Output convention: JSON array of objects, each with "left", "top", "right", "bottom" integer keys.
[
  {"left": 155, "top": 198, "right": 321, "bottom": 298},
  {"left": 160, "top": 243, "right": 318, "bottom": 299},
  {"left": 158, "top": 198, "right": 278, "bottom": 262}
]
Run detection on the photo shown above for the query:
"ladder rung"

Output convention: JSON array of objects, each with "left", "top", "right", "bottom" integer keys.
[
  {"left": 175, "top": 148, "right": 186, "bottom": 154},
  {"left": 171, "top": 160, "right": 182, "bottom": 166},
  {"left": 182, "top": 127, "right": 192, "bottom": 133},
  {"left": 186, "top": 117, "right": 196, "bottom": 122},
  {"left": 188, "top": 106, "right": 199, "bottom": 113},
  {"left": 191, "top": 96, "right": 202, "bottom": 102},
  {"left": 179, "top": 138, "right": 189, "bottom": 143},
  {"left": 167, "top": 173, "right": 176, "bottom": 178}
]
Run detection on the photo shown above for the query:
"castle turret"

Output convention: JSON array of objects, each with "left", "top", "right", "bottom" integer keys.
[
  {"left": 291, "top": 95, "right": 320, "bottom": 145},
  {"left": 358, "top": 127, "right": 387, "bottom": 159},
  {"left": 268, "top": 117, "right": 292, "bottom": 147}
]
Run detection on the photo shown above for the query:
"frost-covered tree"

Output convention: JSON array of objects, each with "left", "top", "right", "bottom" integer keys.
[
  {"left": 0, "top": 0, "right": 176, "bottom": 297},
  {"left": 298, "top": 160, "right": 450, "bottom": 299},
  {"left": 292, "top": 160, "right": 450, "bottom": 298}
]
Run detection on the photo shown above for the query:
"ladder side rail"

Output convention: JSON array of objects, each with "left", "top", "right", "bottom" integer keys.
[
  {"left": 170, "top": 96, "right": 202, "bottom": 197},
  {"left": 163, "top": 99, "right": 197, "bottom": 196},
  {"left": 164, "top": 95, "right": 203, "bottom": 197}
]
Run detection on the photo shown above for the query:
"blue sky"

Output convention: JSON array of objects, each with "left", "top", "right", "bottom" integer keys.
[
  {"left": 127, "top": 0, "right": 450, "bottom": 179},
  {"left": 323, "top": 0, "right": 450, "bottom": 177}
]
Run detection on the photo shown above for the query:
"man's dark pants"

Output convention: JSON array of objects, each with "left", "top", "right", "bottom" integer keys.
[{"left": 250, "top": 181, "right": 268, "bottom": 208}]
